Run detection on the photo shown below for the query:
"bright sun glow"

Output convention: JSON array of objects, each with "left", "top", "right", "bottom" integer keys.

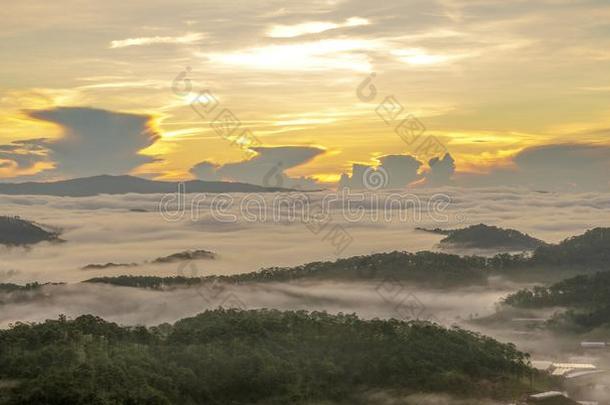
[
  {"left": 205, "top": 39, "right": 376, "bottom": 72},
  {"left": 267, "top": 17, "right": 370, "bottom": 38}
]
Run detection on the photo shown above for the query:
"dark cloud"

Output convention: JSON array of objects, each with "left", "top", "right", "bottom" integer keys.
[
  {"left": 28, "top": 107, "right": 161, "bottom": 177},
  {"left": 378, "top": 155, "right": 422, "bottom": 188},
  {"left": 0, "top": 107, "right": 162, "bottom": 180},
  {"left": 342, "top": 163, "right": 373, "bottom": 189},
  {"left": 425, "top": 154, "right": 455, "bottom": 186},
  {"left": 458, "top": 143, "right": 610, "bottom": 191},
  {"left": 191, "top": 146, "right": 325, "bottom": 189},
  {"left": 339, "top": 157, "right": 421, "bottom": 190},
  {"left": 190, "top": 161, "right": 222, "bottom": 181},
  {"left": 339, "top": 153, "right": 456, "bottom": 190}
]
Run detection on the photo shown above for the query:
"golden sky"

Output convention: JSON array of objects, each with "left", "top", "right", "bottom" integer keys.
[{"left": 1, "top": 0, "right": 609, "bottom": 187}]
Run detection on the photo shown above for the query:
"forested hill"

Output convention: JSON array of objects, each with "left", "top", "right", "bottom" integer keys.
[
  {"left": 531, "top": 227, "right": 610, "bottom": 267},
  {"left": 438, "top": 224, "right": 547, "bottom": 251},
  {"left": 0, "top": 309, "right": 534, "bottom": 404},
  {"left": 483, "top": 229, "right": 610, "bottom": 332},
  {"left": 504, "top": 271, "right": 610, "bottom": 309},
  {"left": 0, "top": 216, "right": 61, "bottom": 246},
  {"left": 86, "top": 251, "right": 494, "bottom": 289},
  {"left": 503, "top": 271, "right": 610, "bottom": 332}
]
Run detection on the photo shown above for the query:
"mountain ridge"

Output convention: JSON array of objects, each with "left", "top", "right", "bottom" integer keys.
[{"left": 0, "top": 174, "right": 296, "bottom": 197}]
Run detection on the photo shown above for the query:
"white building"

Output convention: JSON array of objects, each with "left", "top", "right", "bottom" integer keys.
[
  {"left": 580, "top": 341, "right": 606, "bottom": 349},
  {"left": 550, "top": 363, "right": 596, "bottom": 377}
]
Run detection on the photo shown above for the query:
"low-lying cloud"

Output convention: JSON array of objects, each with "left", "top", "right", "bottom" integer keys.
[
  {"left": 0, "top": 280, "right": 508, "bottom": 329},
  {"left": 0, "top": 187, "right": 607, "bottom": 286}
]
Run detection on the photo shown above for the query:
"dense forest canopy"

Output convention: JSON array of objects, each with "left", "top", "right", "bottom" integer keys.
[
  {"left": 0, "top": 309, "right": 532, "bottom": 404},
  {"left": 504, "top": 271, "right": 610, "bottom": 309}
]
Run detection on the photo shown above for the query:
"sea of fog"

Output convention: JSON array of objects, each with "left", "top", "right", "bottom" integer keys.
[
  {"left": 1, "top": 187, "right": 608, "bottom": 285},
  {"left": 1, "top": 186, "right": 609, "bottom": 363}
]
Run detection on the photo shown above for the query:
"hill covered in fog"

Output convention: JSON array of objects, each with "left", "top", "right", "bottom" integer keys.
[
  {"left": 0, "top": 216, "right": 61, "bottom": 246},
  {"left": 83, "top": 227, "right": 610, "bottom": 290},
  {"left": 419, "top": 223, "right": 547, "bottom": 251},
  {"left": 503, "top": 269, "right": 610, "bottom": 333},
  {"left": 85, "top": 251, "right": 493, "bottom": 289}
]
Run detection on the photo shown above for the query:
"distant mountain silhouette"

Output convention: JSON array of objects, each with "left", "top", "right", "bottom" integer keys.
[
  {"left": 0, "top": 175, "right": 294, "bottom": 197},
  {"left": 415, "top": 227, "right": 452, "bottom": 236},
  {"left": 0, "top": 216, "right": 61, "bottom": 246},
  {"left": 81, "top": 262, "right": 138, "bottom": 271}
]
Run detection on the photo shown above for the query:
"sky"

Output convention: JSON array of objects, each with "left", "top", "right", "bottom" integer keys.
[{"left": 0, "top": 0, "right": 609, "bottom": 190}]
